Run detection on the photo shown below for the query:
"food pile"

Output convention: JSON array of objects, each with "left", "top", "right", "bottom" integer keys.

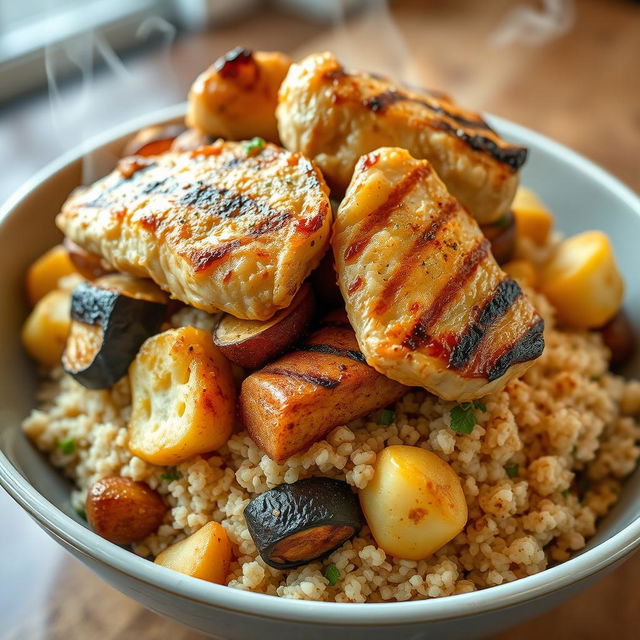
[{"left": 21, "top": 47, "right": 640, "bottom": 602}]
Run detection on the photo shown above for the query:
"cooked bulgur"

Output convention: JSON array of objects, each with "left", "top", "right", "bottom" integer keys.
[{"left": 22, "top": 282, "right": 640, "bottom": 602}]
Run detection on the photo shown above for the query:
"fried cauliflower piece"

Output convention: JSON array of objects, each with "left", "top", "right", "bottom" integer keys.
[
  {"left": 277, "top": 52, "right": 526, "bottom": 224},
  {"left": 333, "top": 147, "right": 544, "bottom": 401},
  {"left": 187, "top": 47, "right": 291, "bottom": 143},
  {"left": 56, "top": 140, "right": 331, "bottom": 320}
]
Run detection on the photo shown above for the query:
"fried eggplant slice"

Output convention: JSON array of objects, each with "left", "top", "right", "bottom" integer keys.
[
  {"left": 187, "top": 47, "right": 291, "bottom": 143},
  {"left": 333, "top": 147, "right": 544, "bottom": 402},
  {"left": 277, "top": 52, "right": 526, "bottom": 224},
  {"left": 56, "top": 140, "right": 331, "bottom": 320},
  {"left": 244, "top": 477, "right": 363, "bottom": 569},
  {"left": 240, "top": 310, "right": 408, "bottom": 462}
]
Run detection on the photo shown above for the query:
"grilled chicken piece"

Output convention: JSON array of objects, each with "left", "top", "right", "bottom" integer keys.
[
  {"left": 240, "top": 310, "right": 408, "bottom": 462},
  {"left": 277, "top": 52, "right": 526, "bottom": 224},
  {"left": 333, "top": 148, "right": 544, "bottom": 401},
  {"left": 187, "top": 47, "right": 291, "bottom": 143},
  {"left": 56, "top": 140, "right": 331, "bottom": 320}
]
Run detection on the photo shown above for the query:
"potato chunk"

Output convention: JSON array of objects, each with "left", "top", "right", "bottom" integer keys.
[
  {"left": 128, "top": 326, "right": 235, "bottom": 465},
  {"left": 512, "top": 187, "right": 554, "bottom": 245},
  {"left": 21, "top": 288, "right": 71, "bottom": 368},
  {"left": 359, "top": 446, "right": 468, "bottom": 560},
  {"left": 540, "top": 231, "right": 624, "bottom": 328},
  {"left": 25, "top": 244, "right": 78, "bottom": 306},
  {"left": 155, "top": 521, "right": 232, "bottom": 584}
]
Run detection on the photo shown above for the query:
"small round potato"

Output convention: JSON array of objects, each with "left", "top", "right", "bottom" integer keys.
[
  {"left": 359, "top": 445, "right": 468, "bottom": 560},
  {"left": 540, "top": 230, "right": 624, "bottom": 329},
  {"left": 86, "top": 477, "right": 166, "bottom": 545}
]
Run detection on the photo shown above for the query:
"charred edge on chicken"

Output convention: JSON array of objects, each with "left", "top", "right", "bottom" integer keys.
[{"left": 448, "top": 278, "right": 523, "bottom": 369}]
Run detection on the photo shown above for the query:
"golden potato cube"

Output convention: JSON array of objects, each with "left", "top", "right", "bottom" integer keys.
[
  {"left": 155, "top": 521, "right": 232, "bottom": 584},
  {"left": 540, "top": 231, "right": 624, "bottom": 329},
  {"left": 359, "top": 445, "right": 468, "bottom": 560},
  {"left": 26, "top": 244, "right": 78, "bottom": 307},
  {"left": 21, "top": 289, "right": 71, "bottom": 368},
  {"left": 503, "top": 259, "right": 538, "bottom": 288},
  {"left": 128, "top": 327, "right": 236, "bottom": 465},
  {"left": 512, "top": 187, "right": 554, "bottom": 245}
]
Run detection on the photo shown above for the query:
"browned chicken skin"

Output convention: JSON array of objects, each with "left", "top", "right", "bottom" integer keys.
[
  {"left": 187, "top": 47, "right": 292, "bottom": 143},
  {"left": 56, "top": 141, "right": 331, "bottom": 320},
  {"left": 333, "top": 147, "right": 544, "bottom": 401},
  {"left": 277, "top": 52, "right": 526, "bottom": 224}
]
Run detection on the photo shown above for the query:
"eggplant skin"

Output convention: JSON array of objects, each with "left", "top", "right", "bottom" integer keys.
[
  {"left": 243, "top": 477, "right": 363, "bottom": 569},
  {"left": 64, "top": 280, "right": 167, "bottom": 389}
]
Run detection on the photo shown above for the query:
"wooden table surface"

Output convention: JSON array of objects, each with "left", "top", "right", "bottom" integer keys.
[{"left": 1, "top": 1, "right": 639, "bottom": 638}]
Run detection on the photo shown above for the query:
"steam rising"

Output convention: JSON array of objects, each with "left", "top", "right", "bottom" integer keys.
[
  {"left": 44, "top": 17, "right": 177, "bottom": 184},
  {"left": 309, "top": 0, "right": 421, "bottom": 85},
  {"left": 491, "top": 0, "right": 575, "bottom": 47}
]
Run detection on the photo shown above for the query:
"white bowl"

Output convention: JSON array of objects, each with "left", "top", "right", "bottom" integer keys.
[{"left": 1, "top": 104, "right": 639, "bottom": 640}]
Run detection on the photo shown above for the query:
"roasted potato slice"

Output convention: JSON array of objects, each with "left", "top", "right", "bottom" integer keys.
[
  {"left": 213, "top": 283, "right": 315, "bottom": 369},
  {"left": 128, "top": 326, "right": 236, "bottom": 465},
  {"left": 240, "top": 311, "right": 408, "bottom": 462}
]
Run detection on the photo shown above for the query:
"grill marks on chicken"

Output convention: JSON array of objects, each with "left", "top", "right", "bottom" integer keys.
[
  {"left": 333, "top": 147, "right": 544, "bottom": 401},
  {"left": 401, "top": 238, "right": 492, "bottom": 351},
  {"left": 360, "top": 87, "right": 526, "bottom": 170},
  {"left": 56, "top": 141, "right": 331, "bottom": 320},
  {"left": 343, "top": 162, "right": 432, "bottom": 263},
  {"left": 277, "top": 52, "right": 525, "bottom": 223}
]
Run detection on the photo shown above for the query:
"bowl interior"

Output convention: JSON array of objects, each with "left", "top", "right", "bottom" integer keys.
[{"left": 0, "top": 106, "right": 639, "bottom": 620}]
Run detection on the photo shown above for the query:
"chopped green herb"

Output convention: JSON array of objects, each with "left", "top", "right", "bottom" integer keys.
[
  {"left": 561, "top": 489, "right": 570, "bottom": 500},
  {"left": 243, "top": 136, "right": 265, "bottom": 155},
  {"left": 570, "top": 445, "right": 577, "bottom": 457},
  {"left": 473, "top": 400, "right": 487, "bottom": 412},
  {"left": 161, "top": 467, "right": 181, "bottom": 482},
  {"left": 324, "top": 564, "right": 340, "bottom": 586},
  {"left": 449, "top": 403, "right": 477, "bottom": 434},
  {"left": 58, "top": 437, "right": 76, "bottom": 455},
  {"left": 76, "top": 508, "right": 86, "bottom": 520},
  {"left": 505, "top": 463, "right": 520, "bottom": 478},
  {"left": 264, "top": 180, "right": 272, "bottom": 188},
  {"left": 590, "top": 375, "right": 602, "bottom": 382},
  {"left": 493, "top": 214, "right": 511, "bottom": 228},
  {"left": 379, "top": 409, "right": 396, "bottom": 425}
]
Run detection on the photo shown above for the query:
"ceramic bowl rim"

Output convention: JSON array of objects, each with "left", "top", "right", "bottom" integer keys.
[{"left": 1, "top": 103, "right": 639, "bottom": 626}]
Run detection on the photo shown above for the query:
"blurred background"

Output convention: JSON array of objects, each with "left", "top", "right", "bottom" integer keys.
[
  {"left": 1, "top": 0, "right": 639, "bottom": 203},
  {"left": 1, "top": 0, "right": 639, "bottom": 638}
]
